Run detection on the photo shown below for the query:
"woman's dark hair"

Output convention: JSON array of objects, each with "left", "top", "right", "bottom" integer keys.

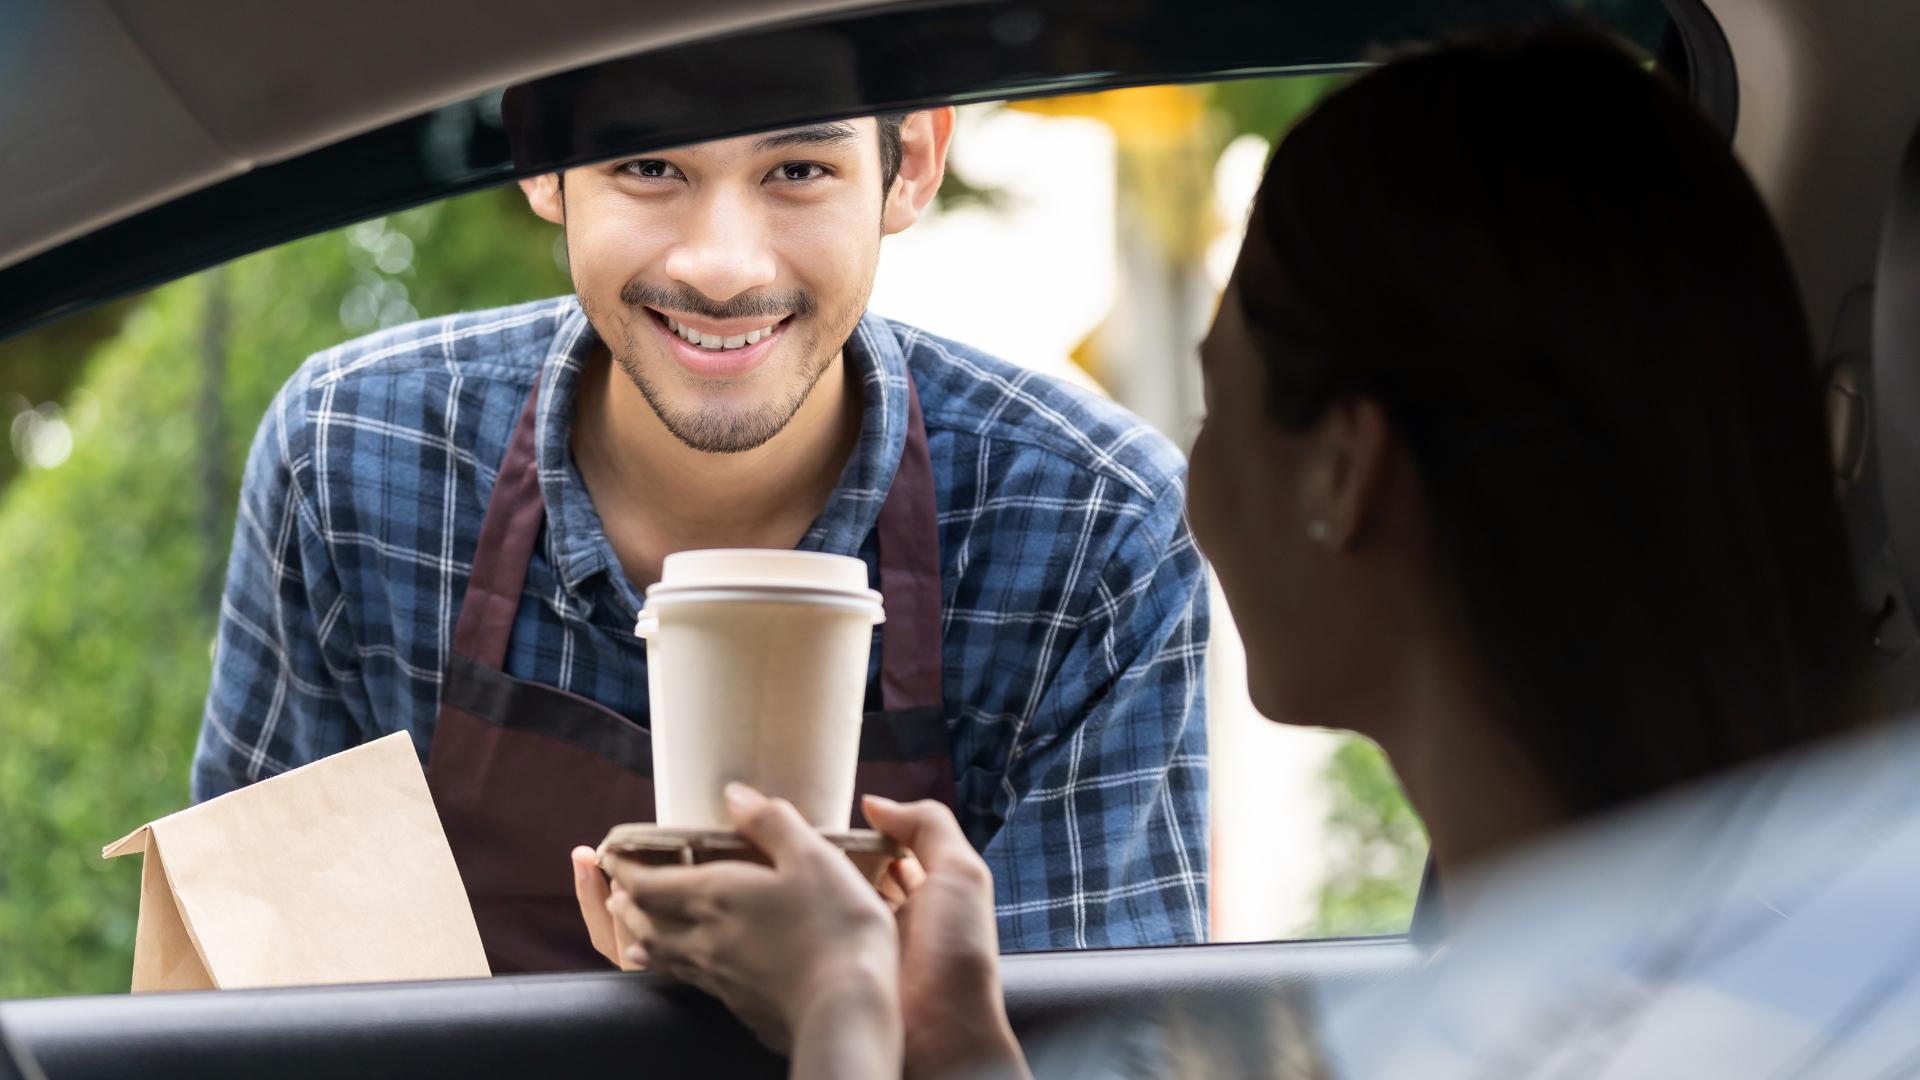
[{"left": 1239, "top": 25, "right": 1871, "bottom": 816}]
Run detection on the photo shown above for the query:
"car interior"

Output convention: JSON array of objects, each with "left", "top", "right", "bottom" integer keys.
[{"left": 2, "top": 0, "right": 1919, "bottom": 1075}]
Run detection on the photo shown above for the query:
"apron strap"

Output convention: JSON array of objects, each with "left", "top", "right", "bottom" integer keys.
[
  {"left": 876, "top": 377, "right": 945, "bottom": 711},
  {"left": 449, "top": 385, "right": 546, "bottom": 670}
]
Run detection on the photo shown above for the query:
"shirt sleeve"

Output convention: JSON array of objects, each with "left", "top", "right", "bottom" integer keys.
[
  {"left": 980, "top": 475, "right": 1212, "bottom": 950},
  {"left": 192, "top": 372, "right": 370, "bottom": 801}
]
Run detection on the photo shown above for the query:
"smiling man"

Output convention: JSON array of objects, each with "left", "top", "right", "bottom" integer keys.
[{"left": 193, "top": 107, "right": 1210, "bottom": 969}]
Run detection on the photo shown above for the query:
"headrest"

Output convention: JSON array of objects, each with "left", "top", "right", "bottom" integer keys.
[{"left": 1872, "top": 125, "right": 1920, "bottom": 625}]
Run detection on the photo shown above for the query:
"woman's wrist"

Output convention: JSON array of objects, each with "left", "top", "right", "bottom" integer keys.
[
  {"left": 790, "top": 960, "right": 904, "bottom": 1080},
  {"left": 904, "top": 973, "right": 1025, "bottom": 1080}
]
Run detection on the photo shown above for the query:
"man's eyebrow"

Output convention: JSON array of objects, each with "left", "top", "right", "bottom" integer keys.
[{"left": 751, "top": 121, "right": 861, "bottom": 154}]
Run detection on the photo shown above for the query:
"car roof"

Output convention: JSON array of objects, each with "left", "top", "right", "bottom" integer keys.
[
  {"left": 1, "top": 0, "right": 1689, "bottom": 342},
  {"left": 8, "top": 0, "right": 1920, "bottom": 353},
  {"left": 0, "top": 0, "right": 885, "bottom": 273}
]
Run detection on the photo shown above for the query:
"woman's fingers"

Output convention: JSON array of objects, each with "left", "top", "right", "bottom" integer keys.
[
  {"left": 876, "top": 866, "right": 909, "bottom": 909},
  {"left": 590, "top": 798, "right": 908, "bottom": 1066},
  {"left": 605, "top": 860, "right": 711, "bottom": 923},
  {"left": 618, "top": 890, "right": 726, "bottom": 993},
  {"left": 875, "top": 853, "right": 929, "bottom": 912},
  {"left": 862, "top": 795, "right": 985, "bottom": 881},
  {"left": 724, "top": 783, "right": 828, "bottom": 866},
  {"left": 604, "top": 888, "right": 653, "bottom": 970},
  {"left": 891, "top": 851, "right": 928, "bottom": 894}
]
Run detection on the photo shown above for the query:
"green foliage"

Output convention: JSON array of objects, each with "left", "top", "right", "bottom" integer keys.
[
  {"left": 0, "top": 300, "right": 141, "bottom": 491},
  {"left": 1205, "top": 73, "right": 1350, "bottom": 146},
  {"left": 0, "top": 186, "right": 567, "bottom": 998},
  {"left": 1311, "top": 737, "right": 1428, "bottom": 936}
]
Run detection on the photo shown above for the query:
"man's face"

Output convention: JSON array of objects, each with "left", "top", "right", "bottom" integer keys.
[{"left": 541, "top": 120, "right": 895, "bottom": 454}]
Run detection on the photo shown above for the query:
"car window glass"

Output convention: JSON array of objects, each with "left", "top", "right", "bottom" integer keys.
[{"left": 1, "top": 26, "right": 1681, "bottom": 988}]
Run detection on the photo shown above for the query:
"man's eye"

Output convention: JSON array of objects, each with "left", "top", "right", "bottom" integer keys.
[
  {"left": 619, "top": 159, "right": 681, "bottom": 181},
  {"left": 773, "top": 163, "right": 830, "bottom": 183}
]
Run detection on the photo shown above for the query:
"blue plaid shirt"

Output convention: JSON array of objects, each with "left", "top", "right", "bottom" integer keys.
[{"left": 194, "top": 297, "right": 1210, "bottom": 950}]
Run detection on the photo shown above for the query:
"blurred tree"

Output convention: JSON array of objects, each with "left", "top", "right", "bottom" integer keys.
[
  {"left": 0, "top": 185, "right": 568, "bottom": 998},
  {"left": 1312, "top": 738, "right": 1428, "bottom": 936},
  {"left": 0, "top": 299, "right": 140, "bottom": 491},
  {"left": 1206, "top": 73, "right": 1350, "bottom": 148}
]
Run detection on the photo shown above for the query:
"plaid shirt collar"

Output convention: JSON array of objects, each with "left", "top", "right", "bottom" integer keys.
[{"left": 531, "top": 299, "right": 911, "bottom": 612}]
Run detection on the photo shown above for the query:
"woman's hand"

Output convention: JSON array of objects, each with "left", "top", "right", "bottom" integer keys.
[
  {"left": 605, "top": 784, "right": 903, "bottom": 1078},
  {"left": 863, "top": 795, "right": 1028, "bottom": 1080}
]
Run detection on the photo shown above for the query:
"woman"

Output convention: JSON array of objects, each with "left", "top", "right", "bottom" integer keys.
[{"left": 603, "top": 25, "right": 1870, "bottom": 1079}]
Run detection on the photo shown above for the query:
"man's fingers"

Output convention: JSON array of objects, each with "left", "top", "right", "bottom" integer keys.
[
  {"left": 573, "top": 846, "right": 608, "bottom": 906},
  {"left": 571, "top": 846, "right": 620, "bottom": 965},
  {"left": 725, "top": 783, "right": 831, "bottom": 866},
  {"left": 862, "top": 795, "right": 984, "bottom": 880}
]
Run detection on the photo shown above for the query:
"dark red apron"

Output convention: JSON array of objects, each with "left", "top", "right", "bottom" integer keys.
[{"left": 427, "top": 375, "right": 956, "bottom": 974}]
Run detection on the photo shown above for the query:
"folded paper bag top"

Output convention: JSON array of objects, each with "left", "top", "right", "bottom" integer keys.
[{"left": 102, "top": 732, "right": 491, "bottom": 991}]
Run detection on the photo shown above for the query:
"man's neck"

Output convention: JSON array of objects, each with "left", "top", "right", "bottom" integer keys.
[{"left": 570, "top": 343, "right": 862, "bottom": 591}]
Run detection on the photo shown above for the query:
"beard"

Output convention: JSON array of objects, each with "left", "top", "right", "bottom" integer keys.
[
  {"left": 597, "top": 279, "right": 846, "bottom": 455},
  {"left": 617, "top": 342, "right": 834, "bottom": 454}
]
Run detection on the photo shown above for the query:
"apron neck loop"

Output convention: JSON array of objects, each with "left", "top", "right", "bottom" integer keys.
[
  {"left": 449, "top": 385, "right": 546, "bottom": 670},
  {"left": 876, "top": 380, "right": 945, "bottom": 711}
]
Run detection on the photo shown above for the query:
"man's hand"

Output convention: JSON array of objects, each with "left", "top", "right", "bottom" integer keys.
[
  {"left": 606, "top": 784, "right": 903, "bottom": 1077},
  {"left": 863, "top": 795, "right": 1029, "bottom": 1080},
  {"left": 572, "top": 845, "right": 645, "bottom": 971}
]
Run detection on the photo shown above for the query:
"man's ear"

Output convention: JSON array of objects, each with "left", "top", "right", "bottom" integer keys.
[
  {"left": 519, "top": 173, "right": 565, "bottom": 225},
  {"left": 882, "top": 108, "right": 956, "bottom": 237}
]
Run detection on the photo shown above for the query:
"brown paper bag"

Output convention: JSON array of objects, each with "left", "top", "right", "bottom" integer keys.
[{"left": 102, "top": 732, "right": 491, "bottom": 991}]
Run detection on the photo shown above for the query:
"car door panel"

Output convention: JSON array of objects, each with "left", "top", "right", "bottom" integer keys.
[{"left": 0, "top": 939, "right": 1416, "bottom": 1078}]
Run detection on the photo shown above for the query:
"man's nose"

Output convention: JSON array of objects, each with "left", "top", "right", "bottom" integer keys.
[{"left": 662, "top": 187, "right": 778, "bottom": 305}]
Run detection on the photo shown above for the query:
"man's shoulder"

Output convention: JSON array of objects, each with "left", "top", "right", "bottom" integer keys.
[
  {"left": 882, "top": 318, "right": 1187, "bottom": 505},
  {"left": 275, "top": 297, "right": 577, "bottom": 413},
  {"left": 258, "top": 297, "right": 579, "bottom": 495}
]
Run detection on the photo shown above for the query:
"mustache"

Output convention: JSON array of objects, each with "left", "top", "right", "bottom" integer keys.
[{"left": 620, "top": 280, "right": 817, "bottom": 322}]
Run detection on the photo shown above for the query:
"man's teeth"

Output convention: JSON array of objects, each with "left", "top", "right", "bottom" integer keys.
[{"left": 664, "top": 316, "right": 778, "bottom": 351}]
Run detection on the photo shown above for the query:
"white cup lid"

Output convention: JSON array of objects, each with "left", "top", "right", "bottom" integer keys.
[
  {"left": 635, "top": 550, "right": 886, "bottom": 639},
  {"left": 654, "top": 549, "right": 872, "bottom": 594}
]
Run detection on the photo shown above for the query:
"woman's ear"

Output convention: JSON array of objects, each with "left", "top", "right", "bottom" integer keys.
[
  {"left": 882, "top": 108, "right": 957, "bottom": 237},
  {"left": 1304, "top": 397, "right": 1395, "bottom": 550},
  {"left": 519, "top": 173, "right": 565, "bottom": 225}
]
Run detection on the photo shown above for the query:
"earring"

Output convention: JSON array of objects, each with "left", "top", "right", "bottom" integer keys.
[{"left": 1307, "top": 520, "right": 1332, "bottom": 544}]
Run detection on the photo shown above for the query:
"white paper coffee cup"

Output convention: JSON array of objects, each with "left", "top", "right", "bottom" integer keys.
[{"left": 635, "top": 550, "right": 885, "bottom": 830}]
